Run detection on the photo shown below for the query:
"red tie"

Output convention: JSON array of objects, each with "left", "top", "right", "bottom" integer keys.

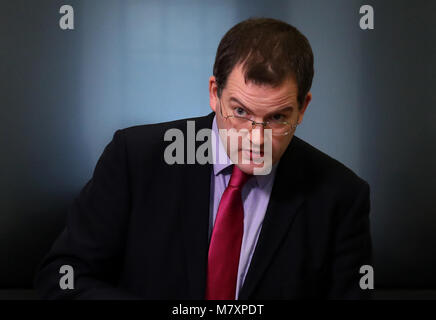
[{"left": 206, "top": 165, "right": 251, "bottom": 300}]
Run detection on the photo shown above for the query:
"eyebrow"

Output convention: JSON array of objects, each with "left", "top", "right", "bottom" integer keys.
[{"left": 229, "top": 97, "right": 294, "bottom": 114}]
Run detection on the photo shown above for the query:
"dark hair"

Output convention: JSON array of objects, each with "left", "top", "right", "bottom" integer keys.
[{"left": 213, "top": 17, "right": 314, "bottom": 109}]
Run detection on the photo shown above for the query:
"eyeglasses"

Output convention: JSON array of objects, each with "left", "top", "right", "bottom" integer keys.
[{"left": 218, "top": 97, "right": 298, "bottom": 136}]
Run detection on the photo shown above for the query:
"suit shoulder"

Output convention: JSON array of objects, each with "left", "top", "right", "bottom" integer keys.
[
  {"left": 116, "top": 113, "right": 213, "bottom": 150},
  {"left": 293, "top": 136, "right": 369, "bottom": 192},
  {"left": 122, "top": 113, "right": 210, "bottom": 137}
]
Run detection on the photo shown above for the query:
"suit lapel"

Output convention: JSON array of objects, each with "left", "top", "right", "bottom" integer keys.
[
  {"left": 239, "top": 137, "right": 306, "bottom": 299},
  {"left": 179, "top": 112, "right": 214, "bottom": 299}
]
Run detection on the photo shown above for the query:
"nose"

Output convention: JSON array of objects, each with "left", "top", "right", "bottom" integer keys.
[{"left": 249, "top": 122, "right": 265, "bottom": 150}]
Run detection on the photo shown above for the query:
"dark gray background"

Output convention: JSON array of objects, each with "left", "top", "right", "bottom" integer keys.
[{"left": 1, "top": 0, "right": 435, "bottom": 297}]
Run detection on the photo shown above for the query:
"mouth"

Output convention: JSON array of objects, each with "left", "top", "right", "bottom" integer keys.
[{"left": 241, "top": 149, "right": 264, "bottom": 160}]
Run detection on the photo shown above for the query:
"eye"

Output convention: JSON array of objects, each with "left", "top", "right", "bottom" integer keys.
[
  {"left": 271, "top": 114, "right": 284, "bottom": 122},
  {"left": 234, "top": 107, "right": 247, "bottom": 117}
]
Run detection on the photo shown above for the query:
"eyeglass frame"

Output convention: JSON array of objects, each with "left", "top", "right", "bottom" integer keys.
[{"left": 217, "top": 96, "right": 299, "bottom": 136}]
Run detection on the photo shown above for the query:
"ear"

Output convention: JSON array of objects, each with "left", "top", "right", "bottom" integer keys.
[
  {"left": 297, "top": 92, "right": 312, "bottom": 124},
  {"left": 209, "top": 76, "right": 218, "bottom": 113}
]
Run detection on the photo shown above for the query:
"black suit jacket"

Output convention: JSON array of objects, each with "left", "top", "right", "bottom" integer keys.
[{"left": 34, "top": 112, "right": 373, "bottom": 299}]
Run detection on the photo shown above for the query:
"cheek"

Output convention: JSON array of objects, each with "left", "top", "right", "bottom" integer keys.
[{"left": 215, "top": 116, "right": 225, "bottom": 130}]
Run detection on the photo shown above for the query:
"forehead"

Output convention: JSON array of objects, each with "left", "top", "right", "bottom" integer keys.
[{"left": 224, "top": 63, "right": 298, "bottom": 105}]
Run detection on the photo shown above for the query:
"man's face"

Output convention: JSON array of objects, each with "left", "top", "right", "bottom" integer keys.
[{"left": 209, "top": 63, "right": 311, "bottom": 175}]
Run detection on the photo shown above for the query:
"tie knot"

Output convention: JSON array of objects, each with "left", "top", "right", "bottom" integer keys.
[{"left": 228, "top": 165, "right": 251, "bottom": 189}]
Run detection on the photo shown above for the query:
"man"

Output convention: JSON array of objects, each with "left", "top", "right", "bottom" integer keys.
[{"left": 34, "top": 17, "right": 373, "bottom": 299}]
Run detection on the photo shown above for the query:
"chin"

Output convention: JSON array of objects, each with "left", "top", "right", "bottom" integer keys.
[{"left": 236, "top": 151, "right": 274, "bottom": 176}]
